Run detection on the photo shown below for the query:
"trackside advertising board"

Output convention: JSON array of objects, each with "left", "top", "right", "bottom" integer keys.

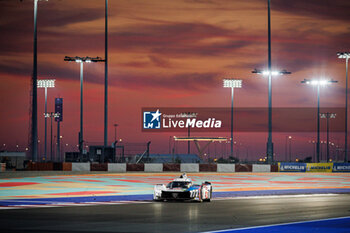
[
  {"left": 278, "top": 163, "right": 306, "bottom": 172},
  {"left": 306, "top": 163, "right": 333, "bottom": 172},
  {"left": 333, "top": 163, "right": 350, "bottom": 172},
  {"left": 278, "top": 163, "right": 350, "bottom": 172}
]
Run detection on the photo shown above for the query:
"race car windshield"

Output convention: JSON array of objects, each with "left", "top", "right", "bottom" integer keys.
[{"left": 168, "top": 182, "right": 191, "bottom": 188}]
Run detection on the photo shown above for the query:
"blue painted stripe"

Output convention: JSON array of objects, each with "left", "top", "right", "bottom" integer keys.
[
  {"left": 1, "top": 188, "right": 349, "bottom": 207},
  {"left": 204, "top": 216, "right": 350, "bottom": 233},
  {"left": 213, "top": 188, "right": 350, "bottom": 198}
]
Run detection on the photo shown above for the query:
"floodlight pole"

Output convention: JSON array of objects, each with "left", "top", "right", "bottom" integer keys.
[
  {"left": 346, "top": 56, "right": 349, "bottom": 162},
  {"left": 301, "top": 79, "right": 338, "bottom": 162},
  {"left": 320, "top": 113, "right": 336, "bottom": 162},
  {"left": 80, "top": 62, "right": 84, "bottom": 155},
  {"left": 57, "top": 121, "right": 60, "bottom": 162},
  {"left": 38, "top": 80, "right": 55, "bottom": 161},
  {"left": 64, "top": 56, "right": 105, "bottom": 155},
  {"left": 346, "top": 57, "right": 348, "bottom": 162},
  {"left": 44, "top": 87, "right": 47, "bottom": 160},
  {"left": 50, "top": 112, "right": 53, "bottom": 161},
  {"left": 317, "top": 84, "right": 320, "bottom": 162},
  {"left": 31, "top": 0, "right": 38, "bottom": 162},
  {"left": 338, "top": 53, "right": 349, "bottom": 162},
  {"left": 230, "top": 87, "right": 234, "bottom": 157},
  {"left": 266, "top": 0, "right": 273, "bottom": 164},
  {"left": 104, "top": 0, "right": 108, "bottom": 149},
  {"left": 223, "top": 79, "right": 241, "bottom": 158}
]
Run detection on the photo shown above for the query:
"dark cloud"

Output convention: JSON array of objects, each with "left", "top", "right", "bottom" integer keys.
[
  {"left": 110, "top": 71, "right": 220, "bottom": 92},
  {"left": 272, "top": 0, "right": 350, "bottom": 22},
  {"left": 110, "top": 22, "right": 252, "bottom": 57},
  {"left": 148, "top": 55, "right": 172, "bottom": 68},
  {"left": 0, "top": 1, "right": 105, "bottom": 55}
]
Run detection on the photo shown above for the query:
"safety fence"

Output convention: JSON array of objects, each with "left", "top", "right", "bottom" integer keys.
[
  {"left": 1, "top": 162, "right": 349, "bottom": 173},
  {"left": 19, "top": 162, "right": 270, "bottom": 172}
]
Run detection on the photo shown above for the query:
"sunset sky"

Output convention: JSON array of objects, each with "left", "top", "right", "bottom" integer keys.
[{"left": 0, "top": 0, "right": 349, "bottom": 161}]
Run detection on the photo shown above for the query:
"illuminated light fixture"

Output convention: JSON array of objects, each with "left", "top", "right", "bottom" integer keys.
[
  {"left": 320, "top": 112, "right": 336, "bottom": 162},
  {"left": 223, "top": 78, "right": 242, "bottom": 157},
  {"left": 64, "top": 56, "right": 105, "bottom": 155},
  {"left": 337, "top": 52, "right": 350, "bottom": 59},
  {"left": 37, "top": 79, "right": 56, "bottom": 161},
  {"left": 64, "top": 56, "right": 104, "bottom": 63},
  {"left": 223, "top": 79, "right": 242, "bottom": 88},
  {"left": 252, "top": 68, "right": 291, "bottom": 164},
  {"left": 301, "top": 78, "right": 338, "bottom": 163},
  {"left": 337, "top": 52, "right": 350, "bottom": 162},
  {"left": 37, "top": 79, "right": 55, "bottom": 88},
  {"left": 252, "top": 69, "right": 291, "bottom": 76},
  {"left": 301, "top": 79, "right": 338, "bottom": 86}
]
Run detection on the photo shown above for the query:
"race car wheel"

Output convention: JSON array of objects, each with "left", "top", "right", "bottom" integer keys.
[
  {"left": 197, "top": 188, "right": 203, "bottom": 203},
  {"left": 203, "top": 187, "right": 211, "bottom": 202}
]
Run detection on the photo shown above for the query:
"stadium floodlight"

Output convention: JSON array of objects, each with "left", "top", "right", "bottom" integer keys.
[
  {"left": 44, "top": 112, "right": 60, "bottom": 161},
  {"left": 29, "top": 0, "right": 50, "bottom": 161},
  {"left": 252, "top": 69, "right": 291, "bottom": 76},
  {"left": 223, "top": 79, "right": 242, "bottom": 157},
  {"left": 37, "top": 79, "right": 55, "bottom": 88},
  {"left": 64, "top": 56, "right": 105, "bottom": 63},
  {"left": 37, "top": 79, "right": 55, "bottom": 161},
  {"left": 337, "top": 52, "right": 350, "bottom": 162},
  {"left": 320, "top": 112, "right": 336, "bottom": 162},
  {"left": 337, "top": 52, "right": 350, "bottom": 59},
  {"left": 252, "top": 68, "right": 291, "bottom": 164},
  {"left": 64, "top": 56, "right": 105, "bottom": 155},
  {"left": 301, "top": 78, "right": 338, "bottom": 162},
  {"left": 223, "top": 79, "right": 242, "bottom": 88}
]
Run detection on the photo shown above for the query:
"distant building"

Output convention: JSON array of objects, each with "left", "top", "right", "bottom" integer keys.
[
  {"left": 0, "top": 152, "right": 26, "bottom": 169},
  {"left": 134, "top": 154, "right": 203, "bottom": 163}
]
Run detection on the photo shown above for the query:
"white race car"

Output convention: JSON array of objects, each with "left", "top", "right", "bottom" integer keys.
[{"left": 153, "top": 173, "right": 212, "bottom": 202}]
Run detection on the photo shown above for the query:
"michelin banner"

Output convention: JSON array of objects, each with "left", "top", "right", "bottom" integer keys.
[
  {"left": 333, "top": 163, "right": 350, "bottom": 172},
  {"left": 306, "top": 163, "right": 333, "bottom": 172},
  {"left": 278, "top": 162, "right": 306, "bottom": 172},
  {"left": 279, "top": 162, "right": 350, "bottom": 172}
]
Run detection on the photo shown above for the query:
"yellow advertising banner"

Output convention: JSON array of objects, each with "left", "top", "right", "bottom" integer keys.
[{"left": 306, "top": 163, "right": 333, "bottom": 172}]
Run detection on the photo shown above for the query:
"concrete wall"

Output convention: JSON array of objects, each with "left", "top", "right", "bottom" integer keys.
[
  {"left": 252, "top": 164, "right": 271, "bottom": 172},
  {"left": 108, "top": 163, "right": 126, "bottom": 172},
  {"left": 217, "top": 164, "right": 235, "bottom": 173},
  {"left": 72, "top": 162, "right": 90, "bottom": 171},
  {"left": 180, "top": 163, "right": 199, "bottom": 173},
  {"left": 144, "top": 163, "right": 163, "bottom": 172}
]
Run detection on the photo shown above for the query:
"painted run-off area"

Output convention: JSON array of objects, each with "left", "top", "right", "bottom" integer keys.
[{"left": 0, "top": 173, "right": 349, "bottom": 200}]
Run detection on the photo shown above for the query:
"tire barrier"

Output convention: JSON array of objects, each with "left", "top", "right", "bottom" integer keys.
[
  {"left": 144, "top": 163, "right": 163, "bottom": 172},
  {"left": 217, "top": 164, "right": 235, "bottom": 172},
  {"left": 108, "top": 163, "right": 126, "bottom": 172},
  {"left": 252, "top": 164, "right": 271, "bottom": 172},
  {"left": 23, "top": 162, "right": 350, "bottom": 172},
  {"left": 180, "top": 163, "right": 199, "bottom": 172},
  {"left": 72, "top": 162, "right": 90, "bottom": 171}
]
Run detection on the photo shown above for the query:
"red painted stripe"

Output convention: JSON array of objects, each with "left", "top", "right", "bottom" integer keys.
[
  {"left": 0, "top": 182, "right": 39, "bottom": 187},
  {"left": 47, "top": 191, "right": 117, "bottom": 196}
]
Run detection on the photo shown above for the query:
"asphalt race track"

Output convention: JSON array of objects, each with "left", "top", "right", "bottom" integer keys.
[{"left": 1, "top": 194, "right": 350, "bottom": 233}]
